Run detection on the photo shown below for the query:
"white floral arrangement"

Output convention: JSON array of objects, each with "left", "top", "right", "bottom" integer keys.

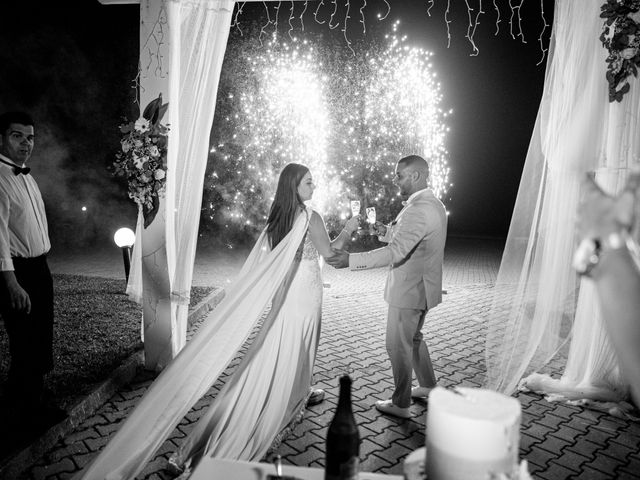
[
  {"left": 600, "top": 0, "right": 640, "bottom": 102},
  {"left": 113, "top": 94, "right": 169, "bottom": 227}
]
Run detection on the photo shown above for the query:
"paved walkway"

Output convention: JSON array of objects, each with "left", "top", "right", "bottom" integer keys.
[{"left": 8, "top": 237, "right": 640, "bottom": 479}]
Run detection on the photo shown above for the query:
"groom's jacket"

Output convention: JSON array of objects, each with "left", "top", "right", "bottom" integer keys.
[{"left": 349, "top": 188, "right": 447, "bottom": 310}]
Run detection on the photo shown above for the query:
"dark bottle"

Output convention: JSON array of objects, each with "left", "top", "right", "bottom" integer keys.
[{"left": 325, "top": 375, "right": 360, "bottom": 480}]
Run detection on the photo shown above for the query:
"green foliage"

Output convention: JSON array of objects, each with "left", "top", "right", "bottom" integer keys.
[
  {"left": 600, "top": 0, "right": 640, "bottom": 102},
  {"left": 113, "top": 96, "right": 169, "bottom": 227}
]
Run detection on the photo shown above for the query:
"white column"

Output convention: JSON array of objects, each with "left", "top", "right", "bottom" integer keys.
[
  {"left": 101, "top": 0, "right": 314, "bottom": 372},
  {"left": 138, "top": 0, "right": 176, "bottom": 371}
]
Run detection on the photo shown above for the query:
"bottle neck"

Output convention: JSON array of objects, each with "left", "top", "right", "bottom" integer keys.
[{"left": 337, "top": 376, "right": 352, "bottom": 412}]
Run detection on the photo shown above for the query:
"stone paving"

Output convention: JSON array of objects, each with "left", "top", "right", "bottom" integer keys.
[{"left": 7, "top": 237, "right": 640, "bottom": 479}]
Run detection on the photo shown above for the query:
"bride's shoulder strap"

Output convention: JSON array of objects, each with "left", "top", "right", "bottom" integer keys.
[
  {"left": 305, "top": 205, "right": 316, "bottom": 222},
  {"left": 307, "top": 208, "right": 327, "bottom": 228}
]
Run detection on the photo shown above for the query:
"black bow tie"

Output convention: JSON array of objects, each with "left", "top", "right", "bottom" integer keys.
[{"left": 0, "top": 158, "right": 30, "bottom": 175}]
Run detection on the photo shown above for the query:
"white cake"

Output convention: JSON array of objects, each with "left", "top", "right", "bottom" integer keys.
[{"left": 426, "top": 387, "right": 521, "bottom": 480}]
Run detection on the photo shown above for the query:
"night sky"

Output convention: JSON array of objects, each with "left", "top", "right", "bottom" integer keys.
[
  {"left": 1, "top": 0, "right": 554, "bottom": 246},
  {"left": 390, "top": 1, "right": 554, "bottom": 237}
]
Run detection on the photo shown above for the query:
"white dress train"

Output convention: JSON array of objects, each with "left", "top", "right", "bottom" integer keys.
[
  {"left": 169, "top": 231, "right": 323, "bottom": 469},
  {"left": 74, "top": 209, "right": 317, "bottom": 480}
]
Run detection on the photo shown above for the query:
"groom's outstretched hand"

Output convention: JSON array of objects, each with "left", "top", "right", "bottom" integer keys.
[
  {"left": 327, "top": 248, "right": 349, "bottom": 269},
  {"left": 370, "top": 221, "right": 387, "bottom": 237}
]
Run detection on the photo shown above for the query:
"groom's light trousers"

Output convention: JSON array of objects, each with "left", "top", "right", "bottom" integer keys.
[{"left": 386, "top": 306, "right": 437, "bottom": 408}]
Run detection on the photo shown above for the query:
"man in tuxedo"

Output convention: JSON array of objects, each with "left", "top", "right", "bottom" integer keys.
[
  {"left": 0, "top": 111, "right": 65, "bottom": 439},
  {"left": 327, "top": 155, "right": 447, "bottom": 418}
]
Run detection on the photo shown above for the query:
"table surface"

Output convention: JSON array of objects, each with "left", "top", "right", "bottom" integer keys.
[{"left": 189, "top": 457, "right": 406, "bottom": 480}]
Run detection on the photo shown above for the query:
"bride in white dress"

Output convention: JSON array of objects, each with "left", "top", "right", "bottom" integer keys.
[
  {"left": 168, "top": 162, "right": 359, "bottom": 471},
  {"left": 74, "top": 163, "right": 359, "bottom": 480}
]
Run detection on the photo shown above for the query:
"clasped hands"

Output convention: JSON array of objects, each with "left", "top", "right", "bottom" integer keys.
[{"left": 326, "top": 248, "right": 349, "bottom": 268}]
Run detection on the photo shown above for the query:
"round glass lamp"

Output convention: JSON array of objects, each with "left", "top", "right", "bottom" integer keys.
[
  {"left": 114, "top": 227, "right": 135, "bottom": 283},
  {"left": 114, "top": 227, "right": 135, "bottom": 248}
]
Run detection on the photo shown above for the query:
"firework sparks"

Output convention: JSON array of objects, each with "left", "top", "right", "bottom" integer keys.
[
  {"left": 333, "top": 21, "right": 451, "bottom": 217},
  {"left": 207, "top": 25, "right": 451, "bottom": 243},
  {"left": 215, "top": 39, "right": 338, "bottom": 228}
]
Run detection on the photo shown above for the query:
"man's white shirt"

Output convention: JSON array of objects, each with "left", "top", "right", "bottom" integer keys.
[{"left": 0, "top": 152, "right": 50, "bottom": 271}]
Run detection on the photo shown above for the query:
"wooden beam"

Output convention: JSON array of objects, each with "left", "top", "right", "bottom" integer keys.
[
  {"left": 97, "top": 0, "right": 139, "bottom": 4},
  {"left": 98, "top": 0, "right": 314, "bottom": 4}
]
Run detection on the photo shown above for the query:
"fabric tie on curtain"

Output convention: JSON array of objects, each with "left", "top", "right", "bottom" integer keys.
[{"left": 485, "top": 0, "right": 640, "bottom": 414}]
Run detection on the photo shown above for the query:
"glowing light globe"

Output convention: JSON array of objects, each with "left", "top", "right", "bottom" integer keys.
[{"left": 113, "top": 227, "right": 135, "bottom": 248}]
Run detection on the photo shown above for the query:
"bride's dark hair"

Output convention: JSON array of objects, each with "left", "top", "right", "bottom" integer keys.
[{"left": 266, "top": 163, "right": 309, "bottom": 249}]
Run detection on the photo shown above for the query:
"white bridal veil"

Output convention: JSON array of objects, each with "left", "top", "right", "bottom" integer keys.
[
  {"left": 485, "top": 0, "right": 640, "bottom": 408},
  {"left": 75, "top": 212, "right": 310, "bottom": 480}
]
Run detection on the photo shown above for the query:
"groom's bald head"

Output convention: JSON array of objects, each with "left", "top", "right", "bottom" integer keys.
[
  {"left": 394, "top": 155, "right": 430, "bottom": 198},
  {"left": 398, "top": 155, "right": 430, "bottom": 179}
]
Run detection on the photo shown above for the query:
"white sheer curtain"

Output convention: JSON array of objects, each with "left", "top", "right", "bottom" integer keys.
[
  {"left": 74, "top": 214, "right": 310, "bottom": 480},
  {"left": 167, "top": 0, "right": 235, "bottom": 349},
  {"left": 485, "top": 0, "right": 640, "bottom": 406},
  {"left": 126, "top": 0, "right": 234, "bottom": 350},
  {"left": 126, "top": 213, "right": 144, "bottom": 305},
  {"left": 166, "top": 0, "right": 233, "bottom": 304}
]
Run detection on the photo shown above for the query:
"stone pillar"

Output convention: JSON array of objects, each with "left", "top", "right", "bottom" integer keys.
[{"left": 138, "top": 0, "right": 175, "bottom": 371}]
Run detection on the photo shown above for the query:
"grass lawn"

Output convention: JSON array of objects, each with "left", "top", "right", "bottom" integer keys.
[{"left": 0, "top": 274, "right": 213, "bottom": 410}]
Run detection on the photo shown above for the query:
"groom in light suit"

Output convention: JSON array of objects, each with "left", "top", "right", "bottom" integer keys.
[{"left": 327, "top": 155, "right": 447, "bottom": 418}]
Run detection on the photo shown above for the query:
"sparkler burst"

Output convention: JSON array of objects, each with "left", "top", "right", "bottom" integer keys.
[
  {"left": 238, "top": 40, "right": 339, "bottom": 215},
  {"left": 204, "top": 26, "right": 451, "bottom": 244},
  {"left": 207, "top": 37, "right": 340, "bottom": 237},
  {"left": 328, "top": 21, "right": 451, "bottom": 221},
  {"left": 366, "top": 24, "right": 450, "bottom": 199}
]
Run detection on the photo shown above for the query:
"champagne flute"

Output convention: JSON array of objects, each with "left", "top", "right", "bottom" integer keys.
[{"left": 350, "top": 200, "right": 360, "bottom": 218}]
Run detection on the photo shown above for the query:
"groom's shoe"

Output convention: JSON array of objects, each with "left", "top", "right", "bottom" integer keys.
[
  {"left": 307, "top": 389, "right": 325, "bottom": 406},
  {"left": 411, "top": 386, "right": 434, "bottom": 400},
  {"left": 375, "top": 400, "right": 411, "bottom": 419}
]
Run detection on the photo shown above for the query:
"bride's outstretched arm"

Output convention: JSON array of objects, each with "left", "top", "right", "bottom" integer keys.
[{"left": 308, "top": 210, "right": 359, "bottom": 259}]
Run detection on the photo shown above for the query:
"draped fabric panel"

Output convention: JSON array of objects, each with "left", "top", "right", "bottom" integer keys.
[
  {"left": 75, "top": 213, "right": 310, "bottom": 480},
  {"left": 126, "top": 0, "right": 235, "bottom": 353},
  {"left": 485, "top": 0, "right": 640, "bottom": 404},
  {"left": 167, "top": 0, "right": 235, "bottom": 351},
  {"left": 126, "top": 210, "right": 144, "bottom": 305},
  {"left": 167, "top": 0, "right": 234, "bottom": 306}
]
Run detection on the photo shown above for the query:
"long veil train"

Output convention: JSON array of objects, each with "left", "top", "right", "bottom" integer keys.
[
  {"left": 74, "top": 212, "right": 310, "bottom": 480},
  {"left": 484, "top": 0, "right": 639, "bottom": 413}
]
